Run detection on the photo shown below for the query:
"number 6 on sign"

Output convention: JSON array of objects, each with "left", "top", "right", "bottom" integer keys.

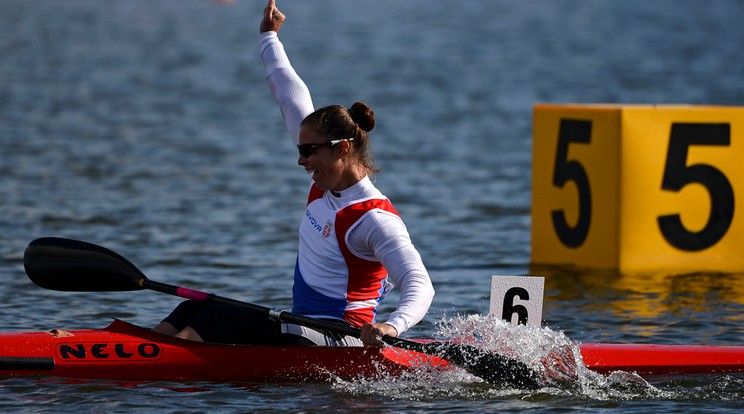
[{"left": 489, "top": 276, "right": 544, "bottom": 326}]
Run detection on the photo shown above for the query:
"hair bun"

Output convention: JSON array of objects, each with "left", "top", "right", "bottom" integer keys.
[{"left": 348, "top": 102, "right": 375, "bottom": 132}]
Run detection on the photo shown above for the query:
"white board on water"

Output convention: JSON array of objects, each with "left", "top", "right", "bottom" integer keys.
[{"left": 489, "top": 275, "right": 545, "bottom": 326}]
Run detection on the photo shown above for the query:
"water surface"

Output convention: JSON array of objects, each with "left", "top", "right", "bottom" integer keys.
[{"left": 1, "top": 0, "right": 743, "bottom": 412}]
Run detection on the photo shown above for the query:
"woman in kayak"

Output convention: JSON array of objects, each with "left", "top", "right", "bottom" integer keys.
[{"left": 153, "top": 0, "right": 434, "bottom": 347}]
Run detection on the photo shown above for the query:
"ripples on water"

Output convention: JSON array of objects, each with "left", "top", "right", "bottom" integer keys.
[{"left": 2, "top": 0, "right": 744, "bottom": 412}]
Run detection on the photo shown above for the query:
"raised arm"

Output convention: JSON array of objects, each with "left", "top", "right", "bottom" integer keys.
[{"left": 259, "top": 0, "right": 314, "bottom": 146}]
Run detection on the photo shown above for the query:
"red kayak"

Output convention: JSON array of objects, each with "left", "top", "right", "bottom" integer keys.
[{"left": 2, "top": 319, "right": 744, "bottom": 382}]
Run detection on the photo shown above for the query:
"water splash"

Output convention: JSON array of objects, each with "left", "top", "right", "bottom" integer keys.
[{"left": 333, "top": 314, "right": 674, "bottom": 401}]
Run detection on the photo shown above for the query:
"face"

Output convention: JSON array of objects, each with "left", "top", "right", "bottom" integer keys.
[{"left": 297, "top": 126, "right": 347, "bottom": 191}]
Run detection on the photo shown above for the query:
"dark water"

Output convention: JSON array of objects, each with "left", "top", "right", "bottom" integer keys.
[{"left": 2, "top": 0, "right": 744, "bottom": 412}]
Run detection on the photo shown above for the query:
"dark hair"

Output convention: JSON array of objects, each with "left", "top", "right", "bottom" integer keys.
[{"left": 301, "top": 101, "right": 380, "bottom": 175}]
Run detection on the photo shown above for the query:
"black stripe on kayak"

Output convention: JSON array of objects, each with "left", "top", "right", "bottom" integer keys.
[{"left": 0, "top": 357, "right": 55, "bottom": 371}]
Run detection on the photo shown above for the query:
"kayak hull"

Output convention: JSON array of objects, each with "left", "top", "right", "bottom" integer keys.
[
  {"left": 2, "top": 320, "right": 744, "bottom": 382},
  {"left": 0, "top": 319, "right": 447, "bottom": 382},
  {"left": 580, "top": 342, "right": 744, "bottom": 376}
]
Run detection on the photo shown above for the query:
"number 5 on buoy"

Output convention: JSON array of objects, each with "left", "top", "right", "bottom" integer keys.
[{"left": 531, "top": 104, "right": 744, "bottom": 271}]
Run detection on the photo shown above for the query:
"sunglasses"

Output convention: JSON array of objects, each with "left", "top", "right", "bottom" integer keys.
[{"left": 297, "top": 138, "right": 354, "bottom": 158}]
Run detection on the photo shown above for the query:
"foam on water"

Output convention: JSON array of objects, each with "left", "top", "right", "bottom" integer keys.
[{"left": 333, "top": 314, "right": 676, "bottom": 401}]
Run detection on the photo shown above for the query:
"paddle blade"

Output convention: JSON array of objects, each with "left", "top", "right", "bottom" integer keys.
[
  {"left": 24, "top": 237, "right": 146, "bottom": 292},
  {"left": 422, "top": 342, "right": 540, "bottom": 388}
]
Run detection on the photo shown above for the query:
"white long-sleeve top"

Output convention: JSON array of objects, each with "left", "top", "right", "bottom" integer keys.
[{"left": 259, "top": 31, "right": 434, "bottom": 335}]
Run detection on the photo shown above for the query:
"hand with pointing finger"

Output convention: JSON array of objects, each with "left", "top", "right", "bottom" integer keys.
[{"left": 260, "top": 0, "right": 286, "bottom": 33}]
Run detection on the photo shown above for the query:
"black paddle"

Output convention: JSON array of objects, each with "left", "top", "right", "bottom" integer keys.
[{"left": 23, "top": 237, "right": 539, "bottom": 388}]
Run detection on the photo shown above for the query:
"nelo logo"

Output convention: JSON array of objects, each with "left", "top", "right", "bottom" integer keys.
[{"left": 56, "top": 342, "right": 163, "bottom": 361}]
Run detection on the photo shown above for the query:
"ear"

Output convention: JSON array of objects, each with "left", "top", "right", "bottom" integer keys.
[{"left": 337, "top": 139, "right": 352, "bottom": 156}]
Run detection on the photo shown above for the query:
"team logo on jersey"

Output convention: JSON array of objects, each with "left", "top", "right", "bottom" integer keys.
[{"left": 322, "top": 220, "right": 334, "bottom": 238}]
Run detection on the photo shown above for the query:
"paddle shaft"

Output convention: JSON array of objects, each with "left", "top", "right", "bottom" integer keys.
[
  {"left": 142, "top": 278, "right": 432, "bottom": 349},
  {"left": 143, "top": 279, "right": 361, "bottom": 337}
]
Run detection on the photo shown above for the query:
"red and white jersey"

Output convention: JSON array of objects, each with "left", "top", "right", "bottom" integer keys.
[{"left": 294, "top": 179, "right": 399, "bottom": 327}]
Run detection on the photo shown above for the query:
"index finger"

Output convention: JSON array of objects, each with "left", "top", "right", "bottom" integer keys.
[{"left": 265, "top": 0, "right": 277, "bottom": 19}]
